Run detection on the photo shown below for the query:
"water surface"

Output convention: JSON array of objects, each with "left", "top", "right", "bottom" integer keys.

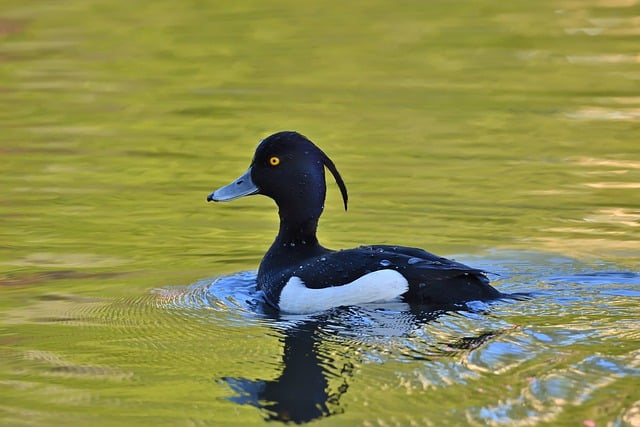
[{"left": 1, "top": 0, "right": 639, "bottom": 425}]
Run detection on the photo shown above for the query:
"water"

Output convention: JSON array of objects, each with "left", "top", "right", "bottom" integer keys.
[{"left": 1, "top": 0, "right": 639, "bottom": 425}]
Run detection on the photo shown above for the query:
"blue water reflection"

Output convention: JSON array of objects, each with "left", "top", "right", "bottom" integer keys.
[{"left": 154, "top": 250, "right": 639, "bottom": 424}]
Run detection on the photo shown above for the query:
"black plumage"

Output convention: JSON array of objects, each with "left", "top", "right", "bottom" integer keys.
[{"left": 208, "top": 131, "right": 504, "bottom": 312}]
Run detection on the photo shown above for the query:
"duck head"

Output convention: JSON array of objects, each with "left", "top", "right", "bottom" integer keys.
[{"left": 207, "top": 131, "right": 348, "bottom": 222}]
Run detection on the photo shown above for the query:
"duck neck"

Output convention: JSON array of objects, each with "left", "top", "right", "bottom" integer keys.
[
  {"left": 275, "top": 212, "right": 320, "bottom": 248},
  {"left": 259, "top": 185, "right": 328, "bottom": 282},
  {"left": 258, "top": 212, "right": 325, "bottom": 286}
]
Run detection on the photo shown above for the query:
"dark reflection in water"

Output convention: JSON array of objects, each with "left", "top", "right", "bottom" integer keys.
[
  {"left": 220, "top": 304, "right": 519, "bottom": 424},
  {"left": 222, "top": 317, "right": 349, "bottom": 423},
  {"left": 207, "top": 283, "right": 498, "bottom": 424}
]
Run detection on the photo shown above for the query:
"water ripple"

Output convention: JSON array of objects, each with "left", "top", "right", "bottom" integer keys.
[
  {"left": 3, "top": 250, "right": 637, "bottom": 425},
  {"left": 153, "top": 271, "right": 271, "bottom": 325}
]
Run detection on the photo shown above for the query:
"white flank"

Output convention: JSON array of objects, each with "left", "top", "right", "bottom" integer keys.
[{"left": 278, "top": 269, "right": 409, "bottom": 314}]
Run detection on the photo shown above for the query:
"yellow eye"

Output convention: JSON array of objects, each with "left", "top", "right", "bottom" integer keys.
[{"left": 269, "top": 156, "right": 280, "bottom": 166}]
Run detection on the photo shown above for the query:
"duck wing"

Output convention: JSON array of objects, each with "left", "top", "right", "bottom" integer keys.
[
  {"left": 284, "top": 245, "right": 501, "bottom": 307},
  {"left": 358, "top": 245, "right": 501, "bottom": 304},
  {"left": 362, "top": 244, "right": 487, "bottom": 274}
]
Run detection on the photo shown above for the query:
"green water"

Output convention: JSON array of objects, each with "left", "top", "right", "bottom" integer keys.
[{"left": 1, "top": 0, "right": 639, "bottom": 425}]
